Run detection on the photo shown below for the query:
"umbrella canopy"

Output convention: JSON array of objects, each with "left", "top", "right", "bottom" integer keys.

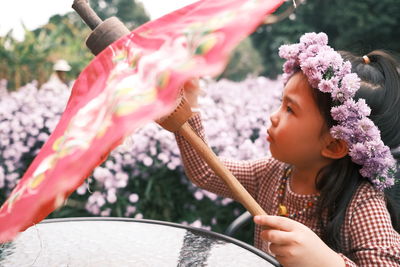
[{"left": 0, "top": 0, "right": 284, "bottom": 242}]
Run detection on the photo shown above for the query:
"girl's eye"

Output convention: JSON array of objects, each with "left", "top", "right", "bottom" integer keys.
[{"left": 286, "top": 105, "right": 293, "bottom": 113}]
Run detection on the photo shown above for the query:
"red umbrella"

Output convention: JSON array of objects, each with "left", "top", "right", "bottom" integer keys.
[{"left": 0, "top": 0, "right": 284, "bottom": 242}]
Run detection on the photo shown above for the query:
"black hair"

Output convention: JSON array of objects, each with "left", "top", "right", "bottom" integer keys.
[{"left": 311, "top": 50, "right": 400, "bottom": 252}]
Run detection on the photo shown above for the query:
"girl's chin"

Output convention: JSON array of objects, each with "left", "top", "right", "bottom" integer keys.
[
  {"left": 269, "top": 146, "right": 280, "bottom": 159},
  {"left": 269, "top": 147, "right": 291, "bottom": 164}
]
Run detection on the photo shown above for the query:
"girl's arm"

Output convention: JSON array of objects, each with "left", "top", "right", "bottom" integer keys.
[
  {"left": 175, "top": 112, "right": 272, "bottom": 200},
  {"left": 342, "top": 192, "right": 400, "bottom": 266}
]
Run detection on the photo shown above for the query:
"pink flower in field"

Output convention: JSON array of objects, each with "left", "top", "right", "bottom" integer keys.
[
  {"left": 0, "top": 167, "right": 5, "bottom": 189},
  {"left": 100, "top": 208, "right": 111, "bottom": 216},
  {"left": 190, "top": 219, "right": 202, "bottom": 228},
  {"left": 106, "top": 189, "right": 117, "bottom": 203},
  {"left": 194, "top": 191, "right": 204, "bottom": 200},
  {"left": 76, "top": 182, "right": 87, "bottom": 195},
  {"left": 125, "top": 205, "right": 137, "bottom": 217},
  {"left": 129, "top": 193, "right": 139, "bottom": 203},
  {"left": 1, "top": 76, "right": 285, "bottom": 217},
  {"left": 142, "top": 156, "right": 153, "bottom": 167},
  {"left": 135, "top": 213, "right": 143, "bottom": 219},
  {"left": 221, "top": 198, "right": 233, "bottom": 206}
]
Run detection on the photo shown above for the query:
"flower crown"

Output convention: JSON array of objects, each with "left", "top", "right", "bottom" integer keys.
[{"left": 278, "top": 32, "right": 397, "bottom": 190}]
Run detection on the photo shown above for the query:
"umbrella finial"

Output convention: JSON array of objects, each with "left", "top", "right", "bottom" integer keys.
[
  {"left": 72, "top": 0, "right": 102, "bottom": 30},
  {"left": 72, "top": 0, "right": 130, "bottom": 55}
]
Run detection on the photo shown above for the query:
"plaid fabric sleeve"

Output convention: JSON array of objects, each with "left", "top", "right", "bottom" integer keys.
[
  {"left": 344, "top": 193, "right": 400, "bottom": 266},
  {"left": 175, "top": 113, "right": 266, "bottom": 200}
]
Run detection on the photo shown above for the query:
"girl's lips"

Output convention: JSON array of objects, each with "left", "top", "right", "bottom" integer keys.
[{"left": 267, "top": 130, "right": 273, "bottom": 142}]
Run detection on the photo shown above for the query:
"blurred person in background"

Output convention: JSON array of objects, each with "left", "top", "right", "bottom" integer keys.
[{"left": 41, "top": 59, "right": 72, "bottom": 90}]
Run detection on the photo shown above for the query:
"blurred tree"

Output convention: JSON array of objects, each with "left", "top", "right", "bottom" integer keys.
[
  {"left": 0, "top": 32, "right": 14, "bottom": 84},
  {"left": 0, "top": 0, "right": 150, "bottom": 90},
  {"left": 0, "top": 27, "right": 54, "bottom": 89},
  {"left": 251, "top": 0, "right": 400, "bottom": 78},
  {"left": 41, "top": 13, "right": 93, "bottom": 81},
  {"left": 89, "top": 0, "right": 149, "bottom": 30},
  {"left": 219, "top": 38, "right": 265, "bottom": 81}
]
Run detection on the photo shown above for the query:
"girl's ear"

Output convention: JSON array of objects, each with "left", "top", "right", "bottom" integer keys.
[{"left": 321, "top": 137, "right": 348, "bottom": 159}]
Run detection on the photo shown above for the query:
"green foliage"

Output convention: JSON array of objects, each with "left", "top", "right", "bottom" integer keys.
[
  {"left": 219, "top": 38, "right": 265, "bottom": 81},
  {"left": 40, "top": 13, "right": 94, "bottom": 82},
  {"left": 89, "top": 0, "right": 149, "bottom": 30},
  {"left": 42, "top": 148, "right": 252, "bottom": 243},
  {"left": 2, "top": 0, "right": 399, "bottom": 244},
  {"left": 0, "top": 27, "right": 55, "bottom": 89},
  {"left": 0, "top": 1, "right": 150, "bottom": 90},
  {"left": 47, "top": 159, "right": 252, "bottom": 243},
  {"left": 251, "top": 0, "right": 400, "bottom": 78}
]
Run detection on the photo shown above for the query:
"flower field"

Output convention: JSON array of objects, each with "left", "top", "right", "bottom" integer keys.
[{"left": 0, "top": 77, "right": 282, "bottom": 241}]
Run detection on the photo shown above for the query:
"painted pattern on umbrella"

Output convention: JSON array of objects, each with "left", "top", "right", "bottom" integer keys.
[{"left": 0, "top": 0, "right": 283, "bottom": 242}]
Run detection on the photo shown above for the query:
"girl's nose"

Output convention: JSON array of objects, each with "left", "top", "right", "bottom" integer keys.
[{"left": 270, "top": 111, "right": 279, "bottom": 127}]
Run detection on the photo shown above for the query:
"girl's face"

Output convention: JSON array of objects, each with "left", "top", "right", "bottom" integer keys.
[{"left": 267, "top": 72, "right": 331, "bottom": 167}]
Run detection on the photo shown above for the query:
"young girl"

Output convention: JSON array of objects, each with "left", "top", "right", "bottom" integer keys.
[{"left": 174, "top": 32, "right": 400, "bottom": 266}]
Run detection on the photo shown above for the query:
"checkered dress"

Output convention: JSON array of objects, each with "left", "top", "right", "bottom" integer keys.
[{"left": 175, "top": 114, "right": 400, "bottom": 266}]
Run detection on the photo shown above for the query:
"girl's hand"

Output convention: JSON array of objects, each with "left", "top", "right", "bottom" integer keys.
[
  {"left": 182, "top": 78, "right": 201, "bottom": 108},
  {"left": 254, "top": 215, "right": 345, "bottom": 267}
]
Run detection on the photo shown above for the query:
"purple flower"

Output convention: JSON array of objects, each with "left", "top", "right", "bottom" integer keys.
[
  {"left": 355, "top": 99, "right": 371, "bottom": 117},
  {"left": 385, "top": 177, "right": 395, "bottom": 188},
  {"left": 349, "top": 143, "right": 369, "bottom": 165},
  {"left": 349, "top": 137, "right": 397, "bottom": 189},
  {"left": 341, "top": 73, "right": 360, "bottom": 97},
  {"left": 300, "top": 58, "right": 323, "bottom": 88},
  {"left": 354, "top": 118, "right": 380, "bottom": 142},
  {"left": 318, "top": 79, "right": 336, "bottom": 93},
  {"left": 323, "top": 51, "right": 344, "bottom": 72},
  {"left": 279, "top": 44, "right": 300, "bottom": 60},
  {"left": 299, "top": 32, "right": 328, "bottom": 47},
  {"left": 331, "top": 74, "right": 360, "bottom": 102},
  {"left": 339, "top": 61, "right": 352, "bottom": 77},
  {"left": 330, "top": 125, "right": 352, "bottom": 141},
  {"left": 142, "top": 156, "right": 153, "bottom": 166},
  {"left": 336, "top": 99, "right": 370, "bottom": 120},
  {"left": 128, "top": 193, "right": 139, "bottom": 203},
  {"left": 331, "top": 104, "right": 351, "bottom": 121},
  {"left": 283, "top": 60, "right": 296, "bottom": 74},
  {"left": 125, "top": 205, "right": 137, "bottom": 217}
]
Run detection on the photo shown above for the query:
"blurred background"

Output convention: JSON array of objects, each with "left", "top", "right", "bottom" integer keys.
[{"left": 0, "top": 0, "right": 399, "bottom": 244}]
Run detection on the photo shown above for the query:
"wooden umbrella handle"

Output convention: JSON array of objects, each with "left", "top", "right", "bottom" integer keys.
[
  {"left": 157, "top": 98, "right": 267, "bottom": 216},
  {"left": 72, "top": 0, "right": 267, "bottom": 216}
]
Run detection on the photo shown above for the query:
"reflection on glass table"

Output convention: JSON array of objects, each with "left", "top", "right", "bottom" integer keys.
[{"left": 0, "top": 217, "right": 280, "bottom": 267}]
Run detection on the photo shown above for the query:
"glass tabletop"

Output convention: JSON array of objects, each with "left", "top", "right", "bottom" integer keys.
[{"left": 0, "top": 217, "right": 280, "bottom": 267}]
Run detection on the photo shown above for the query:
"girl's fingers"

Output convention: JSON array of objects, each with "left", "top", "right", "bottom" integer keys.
[
  {"left": 254, "top": 215, "right": 296, "bottom": 232},
  {"left": 182, "top": 78, "right": 200, "bottom": 107},
  {"left": 269, "top": 243, "right": 291, "bottom": 257},
  {"left": 260, "top": 228, "right": 293, "bottom": 245},
  {"left": 184, "top": 78, "right": 199, "bottom": 91}
]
